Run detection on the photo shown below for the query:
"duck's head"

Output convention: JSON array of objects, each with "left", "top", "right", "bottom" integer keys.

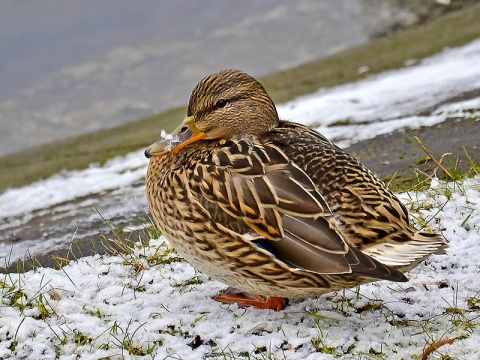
[{"left": 145, "top": 69, "right": 279, "bottom": 158}]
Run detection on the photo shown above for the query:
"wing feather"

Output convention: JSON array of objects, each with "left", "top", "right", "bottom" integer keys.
[{"left": 201, "top": 139, "right": 406, "bottom": 281}]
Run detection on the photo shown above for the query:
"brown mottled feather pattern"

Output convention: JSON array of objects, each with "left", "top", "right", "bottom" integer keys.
[
  {"left": 146, "top": 69, "right": 447, "bottom": 299},
  {"left": 266, "top": 121, "right": 445, "bottom": 269},
  {"left": 267, "top": 122, "right": 410, "bottom": 246}
]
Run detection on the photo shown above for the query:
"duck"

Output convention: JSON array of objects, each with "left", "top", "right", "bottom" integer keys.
[{"left": 145, "top": 69, "right": 447, "bottom": 311}]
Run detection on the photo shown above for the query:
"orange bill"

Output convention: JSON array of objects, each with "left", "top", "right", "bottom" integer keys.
[{"left": 145, "top": 115, "right": 206, "bottom": 158}]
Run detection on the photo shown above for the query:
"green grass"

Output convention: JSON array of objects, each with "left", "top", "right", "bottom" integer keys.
[
  {"left": 2, "top": 5, "right": 480, "bottom": 193},
  {"left": 388, "top": 145, "right": 480, "bottom": 193}
]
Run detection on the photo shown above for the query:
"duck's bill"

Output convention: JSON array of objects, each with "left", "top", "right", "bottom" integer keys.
[{"left": 144, "top": 115, "right": 206, "bottom": 158}]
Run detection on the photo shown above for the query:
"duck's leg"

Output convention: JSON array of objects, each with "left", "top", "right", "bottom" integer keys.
[{"left": 214, "top": 287, "right": 287, "bottom": 311}]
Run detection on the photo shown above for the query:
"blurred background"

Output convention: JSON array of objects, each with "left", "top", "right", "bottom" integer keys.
[{"left": 0, "top": 0, "right": 473, "bottom": 157}]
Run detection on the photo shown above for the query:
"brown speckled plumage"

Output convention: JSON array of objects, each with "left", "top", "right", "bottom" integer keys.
[{"left": 145, "top": 70, "right": 447, "bottom": 307}]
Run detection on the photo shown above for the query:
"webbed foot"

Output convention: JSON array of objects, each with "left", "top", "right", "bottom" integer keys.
[{"left": 214, "top": 287, "right": 287, "bottom": 311}]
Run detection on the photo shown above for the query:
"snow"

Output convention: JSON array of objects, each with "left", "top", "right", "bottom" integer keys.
[
  {"left": 1, "top": 177, "right": 479, "bottom": 359},
  {"left": 1, "top": 38, "right": 480, "bottom": 358},
  {"left": 0, "top": 151, "right": 148, "bottom": 220},
  {"left": 277, "top": 38, "right": 480, "bottom": 147}
]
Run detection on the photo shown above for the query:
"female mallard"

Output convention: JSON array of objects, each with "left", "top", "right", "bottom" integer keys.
[{"left": 145, "top": 69, "right": 447, "bottom": 311}]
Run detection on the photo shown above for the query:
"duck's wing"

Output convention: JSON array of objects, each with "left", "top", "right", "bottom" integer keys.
[
  {"left": 268, "top": 121, "right": 446, "bottom": 269},
  {"left": 194, "top": 139, "right": 406, "bottom": 282}
]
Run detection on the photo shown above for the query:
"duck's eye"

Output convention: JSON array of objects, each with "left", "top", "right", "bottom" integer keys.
[{"left": 214, "top": 99, "right": 227, "bottom": 109}]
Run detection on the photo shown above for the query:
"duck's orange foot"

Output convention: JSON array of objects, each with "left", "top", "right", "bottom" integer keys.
[{"left": 214, "top": 287, "right": 287, "bottom": 311}]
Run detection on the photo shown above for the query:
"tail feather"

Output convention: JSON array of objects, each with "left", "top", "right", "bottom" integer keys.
[{"left": 362, "top": 232, "right": 448, "bottom": 272}]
